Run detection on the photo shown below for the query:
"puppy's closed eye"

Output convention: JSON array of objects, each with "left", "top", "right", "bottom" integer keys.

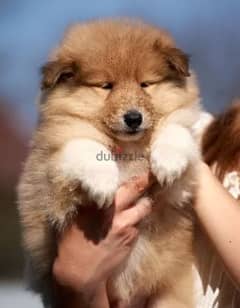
[
  {"left": 140, "top": 82, "right": 151, "bottom": 88},
  {"left": 85, "top": 82, "right": 114, "bottom": 90},
  {"left": 101, "top": 82, "right": 113, "bottom": 90}
]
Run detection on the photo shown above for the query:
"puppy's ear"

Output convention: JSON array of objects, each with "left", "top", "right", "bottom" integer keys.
[
  {"left": 163, "top": 47, "right": 190, "bottom": 77},
  {"left": 154, "top": 41, "right": 190, "bottom": 77},
  {"left": 41, "top": 60, "right": 76, "bottom": 90}
]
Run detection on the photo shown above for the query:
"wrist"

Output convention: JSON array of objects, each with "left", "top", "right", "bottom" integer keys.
[
  {"left": 76, "top": 280, "right": 106, "bottom": 299},
  {"left": 73, "top": 281, "right": 108, "bottom": 308},
  {"left": 53, "top": 257, "right": 105, "bottom": 293},
  {"left": 64, "top": 275, "right": 106, "bottom": 300}
]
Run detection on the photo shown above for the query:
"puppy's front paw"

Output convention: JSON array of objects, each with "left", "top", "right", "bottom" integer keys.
[
  {"left": 150, "top": 145, "right": 188, "bottom": 186},
  {"left": 60, "top": 139, "right": 119, "bottom": 208},
  {"left": 81, "top": 160, "right": 119, "bottom": 208}
]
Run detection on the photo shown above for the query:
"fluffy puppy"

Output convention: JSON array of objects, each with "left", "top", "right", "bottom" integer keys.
[{"left": 18, "top": 19, "right": 201, "bottom": 307}]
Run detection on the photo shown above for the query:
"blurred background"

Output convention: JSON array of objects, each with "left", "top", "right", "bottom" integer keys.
[{"left": 1, "top": 0, "right": 240, "bottom": 307}]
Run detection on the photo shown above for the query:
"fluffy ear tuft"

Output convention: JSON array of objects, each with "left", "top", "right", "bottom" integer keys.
[
  {"left": 163, "top": 47, "right": 190, "bottom": 77},
  {"left": 154, "top": 40, "right": 190, "bottom": 77},
  {"left": 41, "top": 61, "right": 76, "bottom": 90}
]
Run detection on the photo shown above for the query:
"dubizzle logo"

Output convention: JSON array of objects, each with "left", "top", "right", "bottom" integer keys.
[{"left": 96, "top": 145, "right": 145, "bottom": 161}]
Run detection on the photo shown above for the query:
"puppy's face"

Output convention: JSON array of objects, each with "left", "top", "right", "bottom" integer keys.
[{"left": 40, "top": 20, "right": 198, "bottom": 142}]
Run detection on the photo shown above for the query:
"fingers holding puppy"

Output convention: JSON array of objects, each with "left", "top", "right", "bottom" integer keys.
[
  {"left": 111, "top": 174, "right": 153, "bottom": 245},
  {"left": 114, "top": 172, "right": 152, "bottom": 212},
  {"left": 113, "top": 197, "right": 152, "bottom": 233}
]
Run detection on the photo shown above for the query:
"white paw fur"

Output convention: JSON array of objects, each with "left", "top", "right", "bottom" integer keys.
[
  {"left": 59, "top": 139, "right": 119, "bottom": 208},
  {"left": 150, "top": 124, "right": 199, "bottom": 186}
]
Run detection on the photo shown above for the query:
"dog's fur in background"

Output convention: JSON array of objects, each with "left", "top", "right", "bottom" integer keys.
[{"left": 18, "top": 19, "right": 201, "bottom": 307}]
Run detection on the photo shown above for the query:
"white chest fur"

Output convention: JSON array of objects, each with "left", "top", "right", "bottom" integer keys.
[{"left": 113, "top": 144, "right": 150, "bottom": 184}]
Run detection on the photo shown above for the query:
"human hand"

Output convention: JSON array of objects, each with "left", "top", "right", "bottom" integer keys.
[{"left": 53, "top": 173, "right": 152, "bottom": 296}]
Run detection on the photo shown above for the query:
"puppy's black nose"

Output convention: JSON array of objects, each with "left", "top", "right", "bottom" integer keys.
[{"left": 124, "top": 110, "right": 142, "bottom": 129}]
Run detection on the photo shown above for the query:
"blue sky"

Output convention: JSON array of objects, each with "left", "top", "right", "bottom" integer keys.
[{"left": 1, "top": 0, "right": 240, "bottom": 127}]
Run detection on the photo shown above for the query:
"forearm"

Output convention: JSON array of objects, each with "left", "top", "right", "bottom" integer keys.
[{"left": 195, "top": 163, "right": 240, "bottom": 287}]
